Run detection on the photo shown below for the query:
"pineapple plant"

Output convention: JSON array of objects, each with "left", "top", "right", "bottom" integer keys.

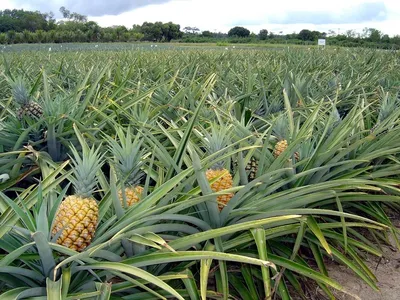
[
  {"left": 203, "top": 123, "right": 234, "bottom": 211},
  {"left": 10, "top": 77, "right": 43, "bottom": 120},
  {"left": 107, "top": 128, "right": 145, "bottom": 207},
  {"left": 52, "top": 142, "right": 104, "bottom": 252},
  {"left": 370, "top": 92, "right": 399, "bottom": 134},
  {"left": 272, "top": 115, "right": 299, "bottom": 160}
]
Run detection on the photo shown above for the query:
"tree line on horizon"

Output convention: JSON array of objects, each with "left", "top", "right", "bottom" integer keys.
[{"left": 0, "top": 8, "right": 399, "bottom": 49}]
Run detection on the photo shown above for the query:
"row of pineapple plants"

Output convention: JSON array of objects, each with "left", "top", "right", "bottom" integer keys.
[{"left": 0, "top": 47, "right": 400, "bottom": 299}]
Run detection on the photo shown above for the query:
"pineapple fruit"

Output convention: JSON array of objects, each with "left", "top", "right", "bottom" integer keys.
[
  {"left": 232, "top": 155, "right": 259, "bottom": 181},
  {"left": 203, "top": 123, "right": 234, "bottom": 210},
  {"left": 206, "top": 168, "right": 234, "bottom": 210},
  {"left": 272, "top": 115, "right": 299, "bottom": 160},
  {"left": 52, "top": 144, "right": 104, "bottom": 252},
  {"left": 273, "top": 139, "right": 288, "bottom": 158},
  {"left": 10, "top": 78, "right": 43, "bottom": 119},
  {"left": 118, "top": 186, "right": 144, "bottom": 207},
  {"left": 246, "top": 156, "right": 258, "bottom": 180},
  {"left": 107, "top": 128, "right": 145, "bottom": 207}
]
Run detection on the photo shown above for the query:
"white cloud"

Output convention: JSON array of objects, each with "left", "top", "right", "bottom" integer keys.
[
  {"left": 88, "top": 0, "right": 400, "bottom": 36},
  {"left": 0, "top": 0, "right": 19, "bottom": 10}
]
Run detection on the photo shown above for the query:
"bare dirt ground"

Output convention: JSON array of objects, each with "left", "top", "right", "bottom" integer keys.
[
  {"left": 327, "top": 244, "right": 400, "bottom": 300},
  {"left": 325, "top": 218, "right": 400, "bottom": 300}
]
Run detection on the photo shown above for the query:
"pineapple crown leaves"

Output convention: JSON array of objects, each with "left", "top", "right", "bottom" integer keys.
[
  {"left": 377, "top": 92, "right": 400, "bottom": 124},
  {"left": 42, "top": 94, "right": 76, "bottom": 120},
  {"left": 131, "top": 98, "right": 158, "bottom": 125},
  {"left": 106, "top": 127, "right": 145, "bottom": 185},
  {"left": 267, "top": 97, "right": 284, "bottom": 115},
  {"left": 69, "top": 143, "right": 105, "bottom": 198},
  {"left": 255, "top": 95, "right": 284, "bottom": 117},
  {"left": 203, "top": 123, "right": 233, "bottom": 154},
  {"left": 272, "top": 114, "right": 289, "bottom": 141},
  {"left": 327, "top": 105, "right": 342, "bottom": 135},
  {"left": 10, "top": 77, "right": 32, "bottom": 106},
  {"left": 70, "top": 124, "right": 105, "bottom": 198},
  {"left": 202, "top": 122, "right": 233, "bottom": 169}
]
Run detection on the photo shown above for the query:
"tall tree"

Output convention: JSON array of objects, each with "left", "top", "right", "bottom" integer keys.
[
  {"left": 228, "top": 26, "right": 250, "bottom": 38},
  {"left": 60, "top": 7, "right": 87, "bottom": 23},
  {"left": 59, "top": 6, "right": 70, "bottom": 19},
  {"left": 0, "top": 9, "right": 50, "bottom": 32},
  {"left": 201, "top": 30, "right": 213, "bottom": 38},
  {"left": 141, "top": 22, "right": 163, "bottom": 41},
  {"left": 258, "top": 29, "right": 269, "bottom": 40},
  {"left": 368, "top": 28, "right": 382, "bottom": 42},
  {"left": 162, "top": 22, "right": 182, "bottom": 41},
  {"left": 298, "top": 29, "right": 314, "bottom": 41},
  {"left": 183, "top": 26, "right": 200, "bottom": 34}
]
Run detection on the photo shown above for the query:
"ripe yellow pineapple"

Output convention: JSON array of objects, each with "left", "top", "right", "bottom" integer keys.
[
  {"left": 52, "top": 197, "right": 98, "bottom": 252},
  {"left": 206, "top": 168, "right": 234, "bottom": 210},
  {"left": 118, "top": 186, "right": 144, "bottom": 206},
  {"left": 107, "top": 127, "right": 145, "bottom": 208},
  {"left": 273, "top": 139, "right": 288, "bottom": 158},
  {"left": 203, "top": 123, "right": 234, "bottom": 211},
  {"left": 10, "top": 77, "right": 43, "bottom": 119},
  {"left": 52, "top": 142, "right": 104, "bottom": 252}
]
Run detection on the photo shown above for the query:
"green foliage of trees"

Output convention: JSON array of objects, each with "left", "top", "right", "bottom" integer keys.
[
  {"left": 228, "top": 26, "right": 250, "bottom": 38},
  {"left": 368, "top": 28, "right": 382, "bottom": 42},
  {"left": 0, "top": 9, "right": 53, "bottom": 32},
  {"left": 296, "top": 29, "right": 326, "bottom": 41},
  {"left": 0, "top": 6, "right": 399, "bottom": 49},
  {"left": 258, "top": 29, "right": 269, "bottom": 40},
  {"left": 140, "top": 21, "right": 182, "bottom": 42},
  {"left": 60, "top": 6, "right": 87, "bottom": 23},
  {"left": 162, "top": 22, "right": 183, "bottom": 42},
  {"left": 0, "top": 7, "right": 183, "bottom": 44},
  {"left": 201, "top": 30, "right": 213, "bottom": 38}
]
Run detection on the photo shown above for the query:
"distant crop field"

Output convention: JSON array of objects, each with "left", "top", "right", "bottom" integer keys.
[
  {"left": 0, "top": 42, "right": 232, "bottom": 53},
  {"left": 0, "top": 41, "right": 326, "bottom": 53}
]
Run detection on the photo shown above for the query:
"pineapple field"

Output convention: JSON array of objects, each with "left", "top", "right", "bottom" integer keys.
[{"left": 0, "top": 45, "right": 400, "bottom": 299}]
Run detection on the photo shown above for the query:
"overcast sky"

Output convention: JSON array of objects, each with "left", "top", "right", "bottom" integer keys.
[{"left": 1, "top": 0, "right": 399, "bottom": 36}]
